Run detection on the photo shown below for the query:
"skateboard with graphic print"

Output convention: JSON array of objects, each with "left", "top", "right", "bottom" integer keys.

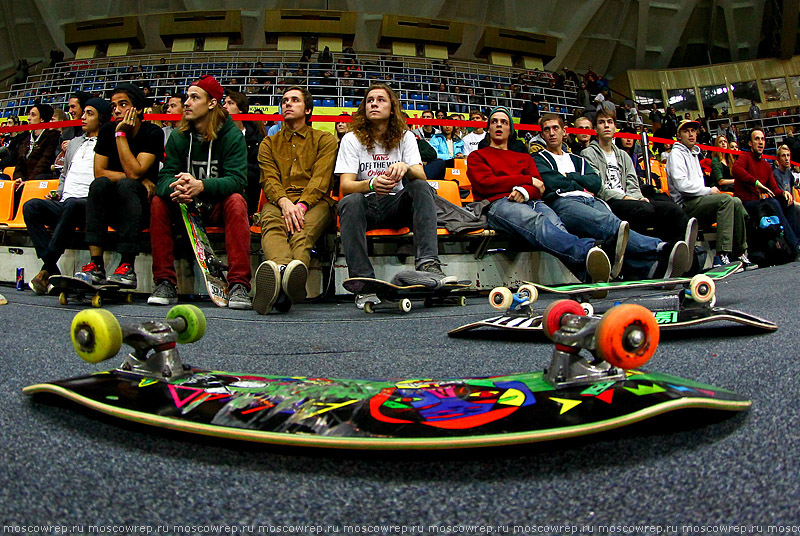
[
  {"left": 181, "top": 203, "right": 228, "bottom": 307},
  {"left": 23, "top": 305, "right": 749, "bottom": 450}
]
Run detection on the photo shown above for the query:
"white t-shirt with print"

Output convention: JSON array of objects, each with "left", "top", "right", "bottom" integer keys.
[
  {"left": 462, "top": 131, "right": 486, "bottom": 155},
  {"left": 603, "top": 149, "right": 623, "bottom": 191},
  {"left": 334, "top": 131, "right": 422, "bottom": 195}
]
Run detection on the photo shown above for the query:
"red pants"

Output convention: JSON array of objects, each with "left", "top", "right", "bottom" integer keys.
[{"left": 150, "top": 194, "right": 252, "bottom": 289}]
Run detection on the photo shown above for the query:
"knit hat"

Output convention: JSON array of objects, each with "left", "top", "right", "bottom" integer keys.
[
  {"left": 487, "top": 106, "right": 516, "bottom": 140},
  {"left": 112, "top": 82, "right": 147, "bottom": 110},
  {"left": 84, "top": 97, "right": 112, "bottom": 123},
  {"left": 31, "top": 103, "right": 54, "bottom": 123},
  {"left": 190, "top": 75, "right": 224, "bottom": 102}
]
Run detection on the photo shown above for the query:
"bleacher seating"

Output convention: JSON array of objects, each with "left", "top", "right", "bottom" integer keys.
[{"left": 0, "top": 179, "right": 59, "bottom": 229}]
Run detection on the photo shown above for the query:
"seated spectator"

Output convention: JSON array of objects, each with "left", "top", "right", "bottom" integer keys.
[
  {"left": 318, "top": 46, "right": 333, "bottom": 66},
  {"left": 411, "top": 110, "right": 439, "bottom": 140},
  {"left": 336, "top": 84, "right": 454, "bottom": 309},
  {"left": 569, "top": 116, "right": 594, "bottom": 154},
  {"left": 773, "top": 144, "right": 800, "bottom": 223},
  {"left": 428, "top": 116, "right": 466, "bottom": 161},
  {"left": 468, "top": 106, "right": 613, "bottom": 284},
  {"left": 223, "top": 90, "right": 267, "bottom": 217},
  {"left": 0, "top": 116, "right": 24, "bottom": 170},
  {"left": 709, "top": 135, "right": 735, "bottom": 192},
  {"left": 732, "top": 128, "right": 800, "bottom": 258},
  {"left": 12, "top": 103, "right": 60, "bottom": 184},
  {"left": 59, "top": 92, "right": 92, "bottom": 155},
  {"left": 666, "top": 119, "right": 751, "bottom": 267},
  {"left": 162, "top": 93, "right": 186, "bottom": 144},
  {"left": 253, "top": 86, "right": 337, "bottom": 314},
  {"left": 340, "top": 70, "right": 356, "bottom": 97},
  {"left": 461, "top": 110, "right": 487, "bottom": 156},
  {"left": 75, "top": 83, "right": 164, "bottom": 288},
  {"left": 23, "top": 98, "right": 111, "bottom": 294},
  {"left": 581, "top": 108, "right": 694, "bottom": 246},
  {"left": 148, "top": 75, "right": 251, "bottom": 309},
  {"left": 534, "top": 113, "right": 690, "bottom": 280}
]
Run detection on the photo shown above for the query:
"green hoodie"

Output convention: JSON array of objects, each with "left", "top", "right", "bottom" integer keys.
[{"left": 157, "top": 115, "right": 248, "bottom": 201}]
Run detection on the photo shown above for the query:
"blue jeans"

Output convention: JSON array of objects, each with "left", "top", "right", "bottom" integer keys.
[
  {"left": 549, "top": 195, "right": 663, "bottom": 277},
  {"left": 338, "top": 180, "right": 440, "bottom": 278},
  {"left": 22, "top": 197, "right": 87, "bottom": 268},
  {"left": 488, "top": 198, "right": 595, "bottom": 278}
]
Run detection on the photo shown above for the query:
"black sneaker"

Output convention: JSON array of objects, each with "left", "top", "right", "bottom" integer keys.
[
  {"left": 597, "top": 221, "right": 629, "bottom": 280},
  {"left": 147, "top": 280, "right": 178, "bottom": 305},
  {"left": 107, "top": 263, "right": 137, "bottom": 288},
  {"left": 652, "top": 241, "right": 690, "bottom": 279},
  {"left": 228, "top": 283, "right": 252, "bottom": 310},
  {"left": 252, "top": 260, "right": 281, "bottom": 315},
  {"left": 281, "top": 260, "right": 308, "bottom": 307},
  {"left": 28, "top": 269, "right": 51, "bottom": 295},
  {"left": 417, "top": 261, "right": 457, "bottom": 285},
  {"left": 75, "top": 262, "right": 106, "bottom": 285},
  {"left": 585, "top": 246, "right": 611, "bottom": 284}
]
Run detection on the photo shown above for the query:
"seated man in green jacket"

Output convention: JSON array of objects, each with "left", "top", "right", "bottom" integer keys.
[{"left": 148, "top": 75, "right": 252, "bottom": 309}]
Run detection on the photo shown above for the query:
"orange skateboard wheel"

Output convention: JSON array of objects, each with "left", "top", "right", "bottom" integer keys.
[{"left": 595, "top": 304, "right": 659, "bottom": 369}]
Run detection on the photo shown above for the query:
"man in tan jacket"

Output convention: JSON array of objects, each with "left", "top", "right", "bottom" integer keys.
[{"left": 254, "top": 86, "right": 338, "bottom": 314}]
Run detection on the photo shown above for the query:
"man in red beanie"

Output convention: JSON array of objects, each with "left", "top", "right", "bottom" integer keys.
[{"left": 148, "top": 75, "right": 252, "bottom": 309}]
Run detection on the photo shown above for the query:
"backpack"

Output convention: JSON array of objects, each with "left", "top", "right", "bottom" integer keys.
[{"left": 748, "top": 200, "right": 795, "bottom": 267}]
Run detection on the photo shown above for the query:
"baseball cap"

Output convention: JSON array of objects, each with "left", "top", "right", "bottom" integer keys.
[
  {"left": 677, "top": 119, "right": 701, "bottom": 132},
  {"left": 190, "top": 75, "right": 224, "bottom": 102}
]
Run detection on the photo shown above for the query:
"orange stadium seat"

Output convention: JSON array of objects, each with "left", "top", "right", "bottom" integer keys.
[
  {"left": 0, "top": 180, "right": 15, "bottom": 224},
  {"left": 1, "top": 179, "right": 59, "bottom": 229}
]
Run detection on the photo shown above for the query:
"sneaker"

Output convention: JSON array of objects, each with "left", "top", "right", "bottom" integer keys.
[
  {"left": 355, "top": 293, "right": 381, "bottom": 310},
  {"left": 585, "top": 246, "right": 611, "bottom": 284},
  {"left": 684, "top": 217, "right": 699, "bottom": 253},
  {"left": 738, "top": 253, "right": 758, "bottom": 271},
  {"left": 28, "top": 269, "right": 51, "bottom": 295},
  {"left": 148, "top": 280, "right": 178, "bottom": 305},
  {"left": 228, "top": 283, "right": 252, "bottom": 310},
  {"left": 713, "top": 253, "right": 732, "bottom": 267},
  {"left": 417, "top": 260, "right": 458, "bottom": 285},
  {"left": 75, "top": 262, "right": 106, "bottom": 285},
  {"left": 653, "top": 241, "right": 690, "bottom": 279},
  {"left": 598, "top": 221, "right": 629, "bottom": 280},
  {"left": 281, "top": 260, "right": 308, "bottom": 307},
  {"left": 252, "top": 261, "right": 281, "bottom": 315},
  {"left": 107, "top": 263, "right": 137, "bottom": 288}
]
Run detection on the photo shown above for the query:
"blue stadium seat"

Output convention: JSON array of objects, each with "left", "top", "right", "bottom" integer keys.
[
  {"left": 312, "top": 99, "right": 322, "bottom": 107},
  {"left": 415, "top": 103, "right": 429, "bottom": 111},
  {"left": 322, "top": 99, "right": 335, "bottom": 107}
]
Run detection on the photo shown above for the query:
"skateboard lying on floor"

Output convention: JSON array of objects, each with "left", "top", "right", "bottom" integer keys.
[
  {"left": 49, "top": 275, "right": 135, "bottom": 308},
  {"left": 449, "top": 266, "right": 776, "bottom": 336},
  {"left": 342, "top": 276, "right": 471, "bottom": 313},
  {"left": 525, "top": 262, "right": 742, "bottom": 302},
  {"left": 181, "top": 203, "right": 228, "bottom": 307},
  {"left": 23, "top": 304, "right": 749, "bottom": 450}
]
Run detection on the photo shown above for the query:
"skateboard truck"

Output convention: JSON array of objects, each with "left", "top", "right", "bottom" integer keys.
[
  {"left": 541, "top": 300, "right": 659, "bottom": 388},
  {"left": 117, "top": 319, "right": 188, "bottom": 380},
  {"left": 70, "top": 305, "right": 206, "bottom": 380}
]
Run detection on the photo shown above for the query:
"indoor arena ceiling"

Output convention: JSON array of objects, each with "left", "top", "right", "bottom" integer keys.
[{"left": 0, "top": 0, "right": 770, "bottom": 79}]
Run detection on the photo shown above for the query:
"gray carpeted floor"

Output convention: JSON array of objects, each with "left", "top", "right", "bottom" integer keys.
[{"left": 1, "top": 264, "right": 798, "bottom": 531}]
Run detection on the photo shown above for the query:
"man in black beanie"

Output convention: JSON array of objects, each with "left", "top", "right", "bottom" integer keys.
[{"left": 75, "top": 83, "right": 163, "bottom": 288}]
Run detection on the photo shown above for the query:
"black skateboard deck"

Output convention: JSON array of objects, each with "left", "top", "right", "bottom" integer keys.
[
  {"left": 49, "top": 275, "right": 134, "bottom": 308},
  {"left": 23, "top": 306, "right": 750, "bottom": 450},
  {"left": 343, "top": 277, "right": 471, "bottom": 313}
]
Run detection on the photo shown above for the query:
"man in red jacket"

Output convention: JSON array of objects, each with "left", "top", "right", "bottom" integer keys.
[
  {"left": 732, "top": 128, "right": 800, "bottom": 254},
  {"left": 467, "top": 106, "right": 618, "bottom": 283}
]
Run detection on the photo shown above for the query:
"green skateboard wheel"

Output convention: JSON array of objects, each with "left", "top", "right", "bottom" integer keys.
[{"left": 166, "top": 304, "right": 206, "bottom": 344}]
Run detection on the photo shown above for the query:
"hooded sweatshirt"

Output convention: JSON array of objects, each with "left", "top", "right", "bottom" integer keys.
[
  {"left": 581, "top": 140, "right": 644, "bottom": 201},
  {"left": 665, "top": 141, "right": 707, "bottom": 206},
  {"left": 157, "top": 115, "right": 247, "bottom": 201}
]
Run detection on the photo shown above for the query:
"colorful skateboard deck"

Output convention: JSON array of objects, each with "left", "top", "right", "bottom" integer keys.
[
  {"left": 22, "top": 306, "right": 750, "bottom": 450},
  {"left": 180, "top": 203, "right": 228, "bottom": 307},
  {"left": 529, "top": 262, "right": 742, "bottom": 299},
  {"left": 343, "top": 277, "right": 470, "bottom": 313},
  {"left": 49, "top": 275, "right": 134, "bottom": 308}
]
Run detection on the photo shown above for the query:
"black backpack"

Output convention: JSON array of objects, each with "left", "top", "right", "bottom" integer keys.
[{"left": 748, "top": 200, "right": 795, "bottom": 267}]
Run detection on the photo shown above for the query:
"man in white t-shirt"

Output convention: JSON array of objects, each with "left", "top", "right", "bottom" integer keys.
[
  {"left": 335, "top": 84, "right": 453, "bottom": 307},
  {"left": 533, "top": 113, "right": 690, "bottom": 280},
  {"left": 23, "top": 98, "right": 112, "bottom": 294},
  {"left": 461, "top": 110, "right": 487, "bottom": 156}
]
